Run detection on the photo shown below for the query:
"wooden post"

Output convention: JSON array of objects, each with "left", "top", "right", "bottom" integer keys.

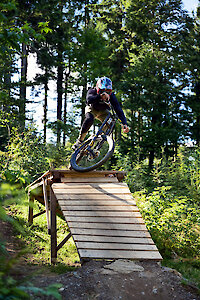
[
  {"left": 50, "top": 187, "right": 57, "bottom": 264},
  {"left": 42, "top": 178, "right": 51, "bottom": 234},
  {"left": 28, "top": 192, "right": 34, "bottom": 225}
]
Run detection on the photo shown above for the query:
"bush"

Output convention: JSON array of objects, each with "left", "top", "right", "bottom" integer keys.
[
  {"left": 0, "top": 126, "right": 74, "bottom": 186},
  {"left": 113, "top": 146, "right": 200, "bottom": 259},
  {"left": 135, "top": 186, "right": 200, "bottom": 258},
  {"left": 0, "top": 127, "right": 49, "bottom": 185}
]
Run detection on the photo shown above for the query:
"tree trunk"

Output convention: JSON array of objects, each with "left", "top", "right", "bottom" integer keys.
[
  {"left": 57, "top": 50, "right": 63, "bottom": 144},
  {"left": 20, "top": 42, "right": 27, "bottom": 130},
  {"left": 43, "top": 66, "right": 48, "bottom": 143},
  {"left": 148, "top": 110, "right": 157, "bottom": 169},
  {"left": 4, "top": 54, "right": 11, "bottom": 98},
  {"left": 63, "top": 73, "right": 68, "bottom": 146},
  {"left": 81, "top": 69, "right": 87, "bottom": 125},
  {"left": 197, "top": 115, "right": 200, "bottom": 147},
  {"left": 195, "top": 81, "right": 200, "bottom": 146}
]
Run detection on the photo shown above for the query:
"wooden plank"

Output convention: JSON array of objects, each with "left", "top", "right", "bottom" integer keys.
[
  {"left": 79, "top": 249, "right": 162, "bottom": 260},
  {"left": 76, "top": 242, "right": 158, "bottom": 251},
  {"left": 27, "top": 170, "right": 50, "bottom": 190},
  {"left": 72, "top": 235, "right": 154, "bottom": 244},
  {"left": 58, "top": 170, "right": 126, "bottom": 178},
  {"left": 58, "top": 200, "right": 136, "bottom": 206},
  {"left": 70, "top": 228, "right": 151, "bottom": 238},
  {"left": 55, "top": 193, "right": 133, "bottom": 200},
  {"left": 68, "top": 222, "right": 147, "bottom": 231},
  {"left": 63, "top": 216, "right": 145, "bottom": 224},
  {"left": 28, "top": 181, "right": 43, "bottom": 192},
  {"left": 58, "top": 205, "right": 140, "bottom": 211},
  {"left": 61, "top": 177, "right": 118, "bottom": 183},
  {"left": 53, "top": 183, "right": 128, "bottom": 188},
  {"left": 53, "top": 188, "right": 130, "bottom": 194},
  {"left": 62, "top": 211, "right": 142, "bottom": 217}
]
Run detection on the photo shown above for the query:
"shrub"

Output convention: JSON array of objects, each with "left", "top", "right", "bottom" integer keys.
[{"left": 135, "top": 187, "right": 200, "bottom": 258}]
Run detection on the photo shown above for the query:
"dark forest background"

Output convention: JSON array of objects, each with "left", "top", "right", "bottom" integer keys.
[{"left": 1, "top": 0, "right": 200, "bottom": 173}]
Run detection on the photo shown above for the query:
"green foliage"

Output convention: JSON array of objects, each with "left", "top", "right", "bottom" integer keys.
[
  {"left": 0, "top": 126, "right": 74, "bottom": 185},
  {"left": 0, "top": 272, "right": 62, "bottom": 300},
  {"left": 45, "top": 142, "right": 73, "bottom": 169},
  {"left": 114, "top": 146, "right": 200, "bottom": 259},
  {"left": 0, "top": 184, "right": 63, "bottom": 300},
  {"left": 0, "top": 271, "right": 62, "bottom": 300},
  {"left": 0, "top": 127, "right": 49, "bottom": 185},
  {"left": 135, "top": 187, "right": 199, "bottom": 258},
  {"left": 162, "top": 258, "right": 200, "bottom": 291},
  {"left": 38, "top": 21, "right": 52, "bottom": 34}
]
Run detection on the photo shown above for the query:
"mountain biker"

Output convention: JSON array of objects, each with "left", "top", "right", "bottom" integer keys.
[{"left": 72, "top": 76, "right": 129, "bottom": 149}]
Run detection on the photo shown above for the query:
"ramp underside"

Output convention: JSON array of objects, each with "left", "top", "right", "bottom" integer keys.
[{"left": 52, "top": 174, "right": 162, "bottom": 261}]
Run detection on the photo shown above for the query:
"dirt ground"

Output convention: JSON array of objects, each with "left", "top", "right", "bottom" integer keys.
[
  {"left": 30, "top": 259, "right": 200, "bottom": 300},
  {"left": 1, "top": 220, "right": 200, "bottom": 300}
]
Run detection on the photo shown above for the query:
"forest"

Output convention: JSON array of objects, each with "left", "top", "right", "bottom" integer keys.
[{"left": 0, "top": 0, "right": 200, "bottom": 298}]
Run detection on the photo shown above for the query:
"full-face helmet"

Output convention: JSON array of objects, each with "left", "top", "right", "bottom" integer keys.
[{"left": 96, "top": 76, "right": 112, "bottom": 95}]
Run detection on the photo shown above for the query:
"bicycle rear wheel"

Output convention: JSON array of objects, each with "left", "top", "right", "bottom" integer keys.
[{"left": 70, "top": 135, "right": 114, "bottom": 172}]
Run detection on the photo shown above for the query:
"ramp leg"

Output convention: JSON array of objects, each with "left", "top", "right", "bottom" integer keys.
[
  {"left": 50, "top": 187, "right": 57, "bottom": 264},
  {"left": 42, "top": 178, "right": 51, "bottom": 234},
  {"left": 28, "top": 193, "right": 34, "bottom": 225}
]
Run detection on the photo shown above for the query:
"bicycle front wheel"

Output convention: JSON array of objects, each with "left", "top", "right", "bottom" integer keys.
[{"left": 70, "top": 135, "right": 114, "bottom": 172}]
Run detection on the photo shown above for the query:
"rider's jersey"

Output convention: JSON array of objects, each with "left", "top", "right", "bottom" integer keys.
[{"left": 86, "top": 88, "right": 127, "bottom": 125}]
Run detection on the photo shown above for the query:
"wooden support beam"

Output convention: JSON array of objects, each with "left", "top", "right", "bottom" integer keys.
[
  {"left": 28, "top": 193, "right": 34, "bottom": 225},
  {"left": 26, "top": 170, "right": 51, "bottom": 191},
  {"left": 42, "top": 178, "right": 51, "bottom": 234},
  {"left": 50, "top": 187, "right": 57, "bottom": 264},
  {"left": 56, "top": 232, "right": 72, "bottom": 252},
  {"left": 28, "top": 181, "right": 43, "bottom": 192},
  {"left": 33, "top": 210, "right": 46, "bottom": 219}
]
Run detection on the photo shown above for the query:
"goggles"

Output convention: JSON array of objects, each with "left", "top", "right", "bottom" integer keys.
[{"left": 99, "top": 88, "right": 112, "bottom": 95}]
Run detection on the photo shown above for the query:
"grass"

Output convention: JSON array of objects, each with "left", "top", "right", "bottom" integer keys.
[
  {"left": 162, "top": 258, "right": 200, "bottom": 293},
  {"left": 5, "top": 189, "right": 80, "bottom": 273}
]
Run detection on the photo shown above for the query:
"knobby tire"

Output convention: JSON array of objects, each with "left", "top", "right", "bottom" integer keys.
[{"left": 70, "top": 135, "right": 114, "bottom": 172}]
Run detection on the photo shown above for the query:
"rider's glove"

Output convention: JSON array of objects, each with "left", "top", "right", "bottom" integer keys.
[{"left": 121, "top": 124, "right": 129, "bottom": 133}]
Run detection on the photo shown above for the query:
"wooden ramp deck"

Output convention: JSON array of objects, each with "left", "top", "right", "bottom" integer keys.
[{"left": 28, "top": 170, "right": 162, "bottom": 263}]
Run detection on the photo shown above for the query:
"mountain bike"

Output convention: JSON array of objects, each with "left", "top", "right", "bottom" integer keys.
[{"left": 70, "top": 108, "right": 119, "bottom": 172}]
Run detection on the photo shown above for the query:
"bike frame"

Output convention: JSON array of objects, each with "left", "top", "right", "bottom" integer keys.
[
  {"left": 91, "top": 109, "right": 118, "bottom": 144},
  {"left": 77, "top": 111, "right": 116, "bottom": 162},
  {"left": 74, "top": 107, "right": 119, "bottom": 156},
  {"left": 71, "top": 107, "right": 119, "bottom": 172}
]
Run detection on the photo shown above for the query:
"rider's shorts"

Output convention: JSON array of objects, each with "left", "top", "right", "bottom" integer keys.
[{"left": 85, "top": 105, "right": 110, "bottom": 122}]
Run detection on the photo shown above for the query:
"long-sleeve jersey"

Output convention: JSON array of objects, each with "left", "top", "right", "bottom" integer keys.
[{"left": 86, "top": 88, "right": 127, "bottom": 125}]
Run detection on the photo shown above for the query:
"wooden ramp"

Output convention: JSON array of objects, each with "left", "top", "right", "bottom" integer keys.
[{"left": 52, "top": 171, "right": 162, "bottom": 261}]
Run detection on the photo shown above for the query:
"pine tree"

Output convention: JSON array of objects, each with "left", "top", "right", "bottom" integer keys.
[
  {"left": 184, "top": 6, "right": 200, "bottom": 146},
  {"left": 93, "top": 0, "right": 194, "bottom": 166}
]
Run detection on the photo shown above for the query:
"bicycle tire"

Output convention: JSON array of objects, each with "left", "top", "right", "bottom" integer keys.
[{"left": 70, "top": 135, "right": 114, "bottom": 172}]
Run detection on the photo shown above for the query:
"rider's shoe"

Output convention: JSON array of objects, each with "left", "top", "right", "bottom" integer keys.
[
  {"left": 72, "top": 139, "right": 83, "bottom": 150},
  {"left": 95, "top": 135, "right": 103, "bottom": 142}
]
